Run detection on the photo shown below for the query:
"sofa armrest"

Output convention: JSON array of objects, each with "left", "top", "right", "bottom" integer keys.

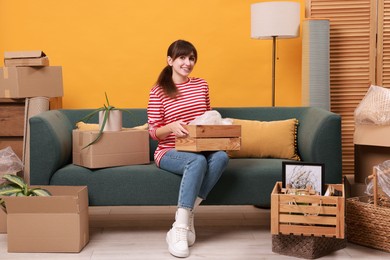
[
  {"left": 29, "top": 110, "right": 74, "bottom": 185},
  {"left": 298, "top": 107, "right": 342, "bottom": 184}
]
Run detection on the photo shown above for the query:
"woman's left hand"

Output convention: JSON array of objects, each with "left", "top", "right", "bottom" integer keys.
[{"left": 167, "top": 120, "right": 189, "bottom": 137}]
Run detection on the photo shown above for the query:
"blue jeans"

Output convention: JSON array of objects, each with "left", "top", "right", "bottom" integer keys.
[{"left": 159, "top": 150, "right": 229, "bottom": 210}]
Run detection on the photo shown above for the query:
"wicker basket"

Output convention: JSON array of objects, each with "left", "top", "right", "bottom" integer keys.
[
  {"left": 272, "top": 234, "right": 347, "bottom": 259},
  {"left": 346, "top": 169, "right": 390, "bottom": 252}
]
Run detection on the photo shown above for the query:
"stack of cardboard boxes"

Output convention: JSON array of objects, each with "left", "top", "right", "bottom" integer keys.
[
  {"left": 1, "top": 51, "right": 151, "bottom": 252},
  {"left": 0, "top": 51, "right": 63, "bottom": 98},
  {"left": 0, "top": 52, "right": 90, "bottom": 253},
  {"left": 0, "top": 51, "right": 63, "bottom": 160}
]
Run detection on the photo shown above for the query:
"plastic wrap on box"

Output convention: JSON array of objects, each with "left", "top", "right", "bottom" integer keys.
[
  {"left": 189, "top": 110, "right": 232, "bottom": 125},
  {"left": 355, "top": 85, "right": 390, "bottom": 125},
  {"left": 0, "top": 146, "right": 23, "bottom": 184},
  {"left": 0, "top": 146, "right": 23, "bottom": 174}
]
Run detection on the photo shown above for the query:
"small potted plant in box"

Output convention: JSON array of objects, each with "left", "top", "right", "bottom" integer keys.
[
  {"left": 0, "top": 174, "right": 51, "bottom": 208},
  {"left": 77, "top": 92, "right": 131, "bottom": 148}
]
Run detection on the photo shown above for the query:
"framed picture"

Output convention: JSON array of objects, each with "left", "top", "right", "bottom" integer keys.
[{"left": 282, "top": 161, "right": 325, "bottom": 195}]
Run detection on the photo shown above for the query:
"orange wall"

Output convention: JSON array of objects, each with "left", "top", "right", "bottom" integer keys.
[{"left": 0, "top": 0, "right": 305, "bottom": 108}]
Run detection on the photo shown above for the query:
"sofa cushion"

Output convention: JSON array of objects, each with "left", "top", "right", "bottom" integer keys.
[
  {"left": 49, "top": 159, "right": 285, "bottom": 207},
  {"left": 228, "top": 118, "right": 300, "bottom": 160},
  {"left": 50, "top": 163, "right": 181, "bottom": 206}
]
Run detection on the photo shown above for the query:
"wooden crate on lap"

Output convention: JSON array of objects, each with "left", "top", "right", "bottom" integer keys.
[{"left": 175, "top": 125, "right": 241, "bottom": 152}]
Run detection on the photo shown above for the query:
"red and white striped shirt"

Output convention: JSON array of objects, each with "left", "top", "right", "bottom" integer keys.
[{"left": 147, "top": 77, "right": 211, "bottom": 166}]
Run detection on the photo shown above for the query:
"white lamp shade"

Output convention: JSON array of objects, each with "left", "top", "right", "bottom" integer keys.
[{"left": 251, "top": 2, "right": 300, "bottom": 39}]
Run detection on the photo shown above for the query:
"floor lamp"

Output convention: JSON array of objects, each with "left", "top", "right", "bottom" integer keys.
[{"left": 251, "top": 2, "right": 300, "bottom": 106}]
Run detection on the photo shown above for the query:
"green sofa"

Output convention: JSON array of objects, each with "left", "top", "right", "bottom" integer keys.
[{"left": 29, "top": 107, "right": 342, "bottom": 208}]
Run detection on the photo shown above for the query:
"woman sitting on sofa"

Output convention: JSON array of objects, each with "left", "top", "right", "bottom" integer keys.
[{"left": 147, "top": 39, "right": 229, "bottom": 258}]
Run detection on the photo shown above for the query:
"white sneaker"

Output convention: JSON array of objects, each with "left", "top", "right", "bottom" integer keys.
[
  {"left": 166, "top": 224, "right": 189, "bottom": 258},
  {"left": 188, "top": 212, "right": 196, "bottom": 247}
]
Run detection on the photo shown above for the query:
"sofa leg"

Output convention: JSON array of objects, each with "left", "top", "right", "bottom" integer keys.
[{"left": 253, "top": 205, "right": 270, "bottom": 209}]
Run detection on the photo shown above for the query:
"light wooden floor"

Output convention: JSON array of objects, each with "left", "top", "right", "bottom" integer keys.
[{"left": 0, "top": 206, "right": 389, "bottom": 259}]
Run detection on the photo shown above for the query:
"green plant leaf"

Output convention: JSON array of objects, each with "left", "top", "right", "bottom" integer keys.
[
  {"left": 105, "top": 92, "right": 110, "bottom": 107},
  {"left": 78, "top": 107, "right": 105, "bottom": 123},
  {"left": 82, "top": 120, "right": 105, "bottom": 149},
  {"left": 82, "top": 107, "right": 114, "bottom": 149},
  {"left": 117, "top": 108, "right": 132, "bottom": 116},
  {"left": 1, "top": 174, "right": 26, "bottom": 189},
  {"left": 30, "top": 188, "right": 52, "bottom": 197},
  {"left": 0, "top": 184, "right": 23, "bottom": 196},
  {"left": 0, "top": 184, "right": 52, "bottom": 209},
  {"left": 79, "top": 92, "right": 131, "bottom": 149}
]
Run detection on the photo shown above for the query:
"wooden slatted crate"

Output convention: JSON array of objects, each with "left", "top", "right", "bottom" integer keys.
[
  {"left": 271, "top": 182, "right": 345, "bottom": 239},
  {"left": 175, "top": 125, "right": 241, "bottom": 152}
]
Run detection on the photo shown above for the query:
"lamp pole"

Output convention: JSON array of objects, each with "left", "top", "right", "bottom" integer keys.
[
  {"left": 251, "top": 2, "right": 300, "bottom": 108},
  {"left": 272, "top": 36, "right": 276, "bottom": 107}
]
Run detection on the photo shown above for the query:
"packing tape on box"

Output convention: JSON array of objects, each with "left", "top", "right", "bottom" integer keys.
[
  {"left": 2, "top": 67, "right": 10, "bottom": 97},
  {"left": 78, "top": 132, "right": 83, "bottom": 146},
  {"left": 4, "top": 89, "right": 10, "bottom": 98},
  {"left": 2, "top": 67, "right": 8, "bottom": 79}
]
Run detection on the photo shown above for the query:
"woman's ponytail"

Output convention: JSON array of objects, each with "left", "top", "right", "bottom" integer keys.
[{"left": 157, "top": 65, "right": 177, "bottom": 98}]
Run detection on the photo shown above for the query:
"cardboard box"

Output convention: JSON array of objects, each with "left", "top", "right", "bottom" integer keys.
[
  {"left": 344, "top": 175, "right": 367, "bottom": 198},
  {"left": 5, "top": 186, "right": 89, "bottom": 253},
  {"left": 73, "top": 129, "right": 150, "bottom": 168},
  {"left": 175, "top": 125, "right": 241, "bottom": 152},
  {"left": 354, "top": 144, "right": 390, "bottom": 183},
  {"left": 354, "top": 124, "right": 390, "bottom": 147},
  {"left": 4, "top": 51, "right": 49, "bottom": 67},
  {"left": 0, "top": 207, "right": 6, "bottom": 234},
  {"left": 0, "top": 66, "right": 63, "bottom": 98},
  {"left": 354, "top": 124, "right": 390, "bottom": 183}
]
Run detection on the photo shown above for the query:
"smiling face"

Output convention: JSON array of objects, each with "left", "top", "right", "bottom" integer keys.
[
  {"left": 166, "top": 40, "right": 198, "bottom": 84},
  {"left": 168, "top": 53, "right": 196, "bottom": 83}
]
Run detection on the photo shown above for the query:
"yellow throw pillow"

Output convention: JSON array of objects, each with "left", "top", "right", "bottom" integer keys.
[
  {"left": 228, "top": 118, "right": 300, "bottom": 160},
  {"left": 76, "top": 122, "right": 149, "bottom": 131}
]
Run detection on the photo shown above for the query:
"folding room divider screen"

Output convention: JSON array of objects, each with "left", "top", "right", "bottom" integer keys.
[{"left": 306, "top": 0, "right": 390, "bottom": 176}]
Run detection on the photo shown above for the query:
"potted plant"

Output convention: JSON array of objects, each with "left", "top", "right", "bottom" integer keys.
[
  {"left": 77, "top": 92, "right": 131, "bottom": 148},
  {"left": 0, "top": 174, "right": 51, "bottom": 208}
]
